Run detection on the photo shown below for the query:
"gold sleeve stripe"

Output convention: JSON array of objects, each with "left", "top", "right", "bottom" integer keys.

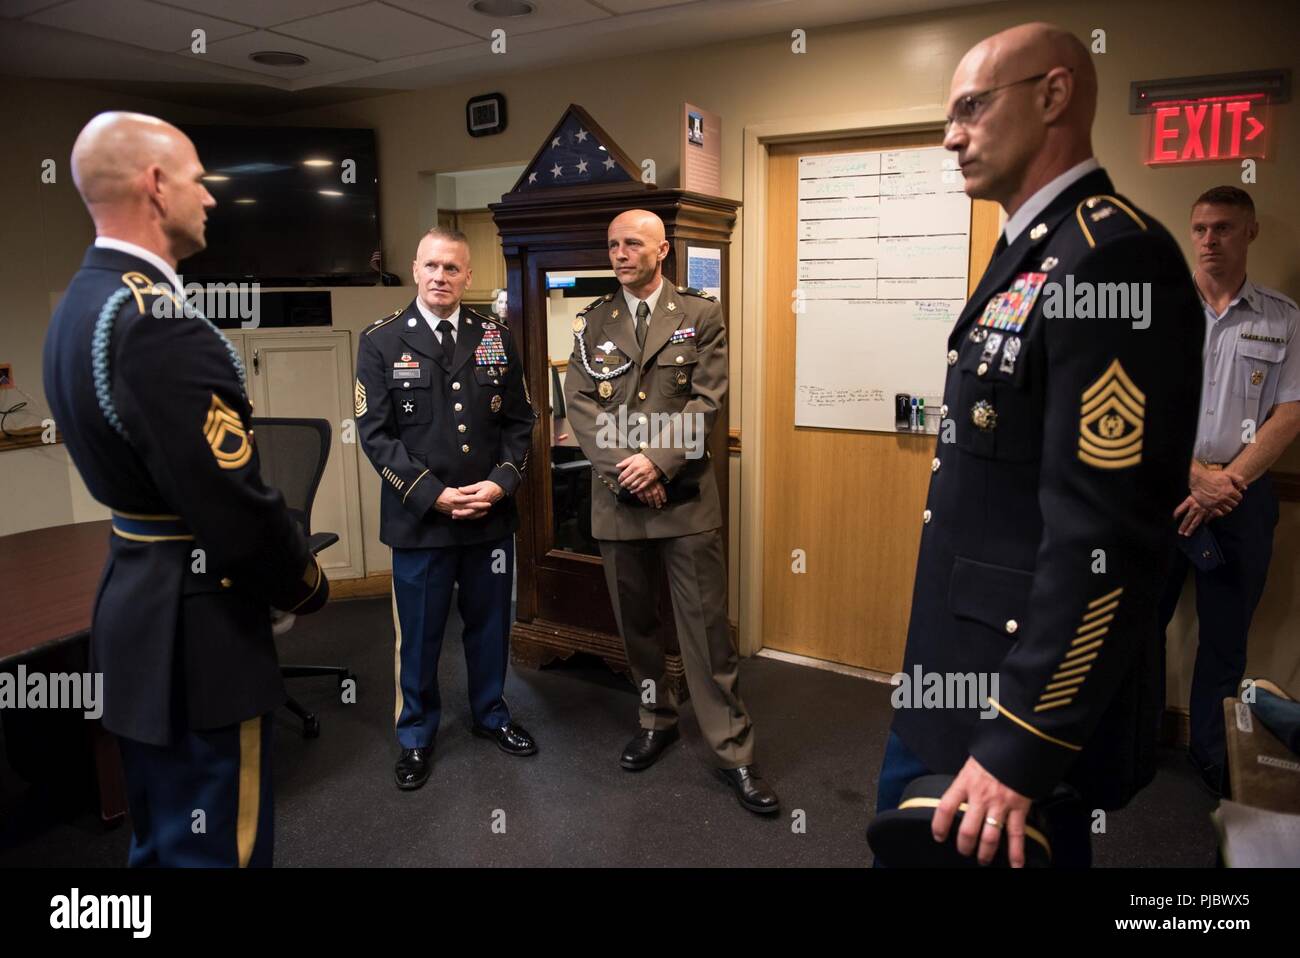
[
  {"left": 1038, "top": 687, "right": 1076, "bottom": 703},
  {"left": 402, "top": 469, "right": 429, "bottom": 503},
  {"left": 1035, "top": 588, "right": 1124, "bottom": 710},
  {"left": 1045, "top": 676, "right": 1087, "bottom": 692},
  {"left": 1088, "top": 586, "right": 1124, "bottom": 608},
  {"left": 1082, "top": 601, "right": 1120, "bottom": 622},
  {"left": 1052, "top": 663, "right": 1093, "bottom": 681},
  {"left": 1072, "top": 626, "right": 1109, "bottom": 646},
  {"left": 1033, "top": 699, "right": 1072, "bottom": 713},
  {"left": 1077, "top": 613, "right": 1115, "bottom": 631},
  {"left": 988, "top": 697, "right": 1082, "bottom": 751},
  {"left": 1064, "top": 638, "right": 1105, "bottom": 660}
]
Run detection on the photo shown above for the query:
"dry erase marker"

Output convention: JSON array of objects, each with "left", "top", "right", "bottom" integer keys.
[
  {"left": 895, "top": 393, "right": 912, "bottom": 431},
  {"left": 909, "top": 397, "right": 918, "bottom": 430},
  {"left": 917, "top": 398, "right": 925, "bottom": 430}
]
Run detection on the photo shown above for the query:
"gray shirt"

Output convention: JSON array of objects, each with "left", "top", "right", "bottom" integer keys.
[{"left": 1194, "top": 277, "right": 1300, "bottom": 463}]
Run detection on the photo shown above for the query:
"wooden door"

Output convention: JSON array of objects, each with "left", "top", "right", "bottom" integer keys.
[
  {"left": 246, "top": 329, "right": 366, "bottom": 580},
  {"left": 759, "top": 132, "right": 1000, "bottom": 672},
  {"left": 456, "top": 209, "right": 507, "bottom": 300}
]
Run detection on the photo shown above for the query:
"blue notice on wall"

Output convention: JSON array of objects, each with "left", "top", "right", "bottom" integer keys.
[{"left": 686, "top": 246, "right": 722, "bottom": 298}]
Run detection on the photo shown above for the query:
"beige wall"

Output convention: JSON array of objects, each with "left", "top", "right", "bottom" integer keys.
[{"left": 3, "top": 0, "right": 1297, "bottom": 695}]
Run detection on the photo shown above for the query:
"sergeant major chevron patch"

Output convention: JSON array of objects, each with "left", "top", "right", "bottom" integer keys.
[{"left": 1078, "top": 359, "right": 1144, "bottom": 470}]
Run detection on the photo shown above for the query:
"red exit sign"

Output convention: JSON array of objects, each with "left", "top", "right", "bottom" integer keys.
[{"left": 1148, "top": 94, "right": 1269, "bottom": 164}]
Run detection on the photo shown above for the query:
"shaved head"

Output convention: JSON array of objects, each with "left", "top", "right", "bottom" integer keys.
[
  {"left": 609, "top": 209, "right": 666, "bottom": 245},
  {"left": 607, "top": 209, "right": 669, "bottom": 297},
  {"left": 944, "top": 23, "right": 1097, "bottom": 213},
  {"left": 70, "top": 111, "right": 215, "bottom": 265}
]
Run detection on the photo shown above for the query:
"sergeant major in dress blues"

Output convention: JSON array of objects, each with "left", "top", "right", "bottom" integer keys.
[
  {"left": 871, "top": 24, "right": 1203, "bottom": 868},
  {"left": 355, "top": 227, "right": 539, "bottom": 791},
  {"left": 43, "top": 112, "right": 330, "bottom": 868}
]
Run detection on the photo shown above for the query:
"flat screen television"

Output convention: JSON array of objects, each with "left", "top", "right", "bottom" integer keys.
[{"left": 178, "top": 125, "right": 381, "bottom": 287}]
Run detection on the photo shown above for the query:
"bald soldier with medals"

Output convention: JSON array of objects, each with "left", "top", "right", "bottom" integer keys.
[
  {"left": 564, "top": 209, "right": 779, "bottom": 816},
  {"left": 44, "top": 113, "right": 330, "bottom": 867},
  {"left": 869, "top": 25, "right": 1202, "bottom": 867}
]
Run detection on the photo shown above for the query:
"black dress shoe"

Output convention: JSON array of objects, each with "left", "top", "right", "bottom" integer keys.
[
  {"left": 619, "top": 726, "right": 679, "bottom": 770},
  {"left": 472, "top": 721, "right": 538, "bottom": 756},
  {"left": 395, "top": 747, "right": 432, "bottom": 790},
  {"left": 717, "top": 765, "right": 780, "bottom": 815},
  {"left": 1188, "top": 752, "right": 1224, "bottom": 797}
]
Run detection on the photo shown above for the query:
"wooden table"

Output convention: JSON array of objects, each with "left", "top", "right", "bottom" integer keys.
[
  {"left": 3, "top": 519, "right": 110, "bottom": 663},
  {"left": 0, "top": 519, "right": 125, "bottom": 821}
]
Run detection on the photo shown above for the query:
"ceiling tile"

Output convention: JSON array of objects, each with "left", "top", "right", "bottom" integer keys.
[
  {"left": 591, "top": 0, "right": 700, "bottom": 12},
  {"left": 274, "top": 2, "right": 477, "bottom": 60},
  {"left": 0, "top": 0, "right": 69, "bottom": 18},
  {"left": 158, "top": 0, "right": 361, "bottom": 28},
  {"left": 27, "top": 0, "right": 251, "bottom": 51},
  {"left": 384, "top": 0, "right": 609, "bottom": 38},
  {"left": 195, "top": 28, "right": 375, "bottom": 77}
]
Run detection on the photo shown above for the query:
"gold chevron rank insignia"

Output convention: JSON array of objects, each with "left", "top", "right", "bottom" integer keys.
[
  {"left": 354, "top": 379, "right": 367, "bottom": 416},
  {"left": 1078, "top": 359, "right": 1144, "bottom": 470},
  {"left": 203, "top": 394, "right": 252, "bottom": 470}
]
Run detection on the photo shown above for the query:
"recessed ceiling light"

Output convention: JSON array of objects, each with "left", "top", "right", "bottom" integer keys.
[
  {"left": 250, "top": 51, "right": 309, "bottom": 67},
  {"left": 201, "top": 174, "right": 230, "bottom": 182},
  {"left": 302, "top": 159, "right": 334, "bottom": 167},
  {"left": 470, "top": 0, "right": 535, "bottom": 17},
  {"left": 234, "top": 198, "right": 257, "bottom": 204},
  {"left": 319, "top": 190, "right": 344, "bottom": 197}
]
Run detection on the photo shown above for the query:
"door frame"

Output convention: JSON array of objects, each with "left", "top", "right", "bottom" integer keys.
[{"left": 737, "top": 107, "right": 949, "bottom": 657}]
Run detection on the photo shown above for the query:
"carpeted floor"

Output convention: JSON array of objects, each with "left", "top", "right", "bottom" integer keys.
[{"left": 0, "top": 596, "right": 1220, "bottom": 867}]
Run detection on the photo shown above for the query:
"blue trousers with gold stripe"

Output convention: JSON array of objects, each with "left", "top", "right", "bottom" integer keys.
[
  {"left": 392, "top": 537, "right": 514, "bottom": 749},
  {"left": 117, "top": 714, "right": 273, "bottom": 867}
]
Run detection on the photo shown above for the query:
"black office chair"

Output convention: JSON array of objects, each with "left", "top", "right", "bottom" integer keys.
[{"left": 250, "top": 417, "right": 353, "bottom": 739}]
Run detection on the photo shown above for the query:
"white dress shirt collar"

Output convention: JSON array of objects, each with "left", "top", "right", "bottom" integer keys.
[
  {"left": 1002, "top": 157, "right": 1101, "bottom": 245},
  {"left": 94, "top": 236, "right": 182, "bottom": 293},
  {"left": 415, "top": 298, "right": 460, "bottom": 340},
  {"left": 623, "top": 277, "right": 665, "bottom": 319}
]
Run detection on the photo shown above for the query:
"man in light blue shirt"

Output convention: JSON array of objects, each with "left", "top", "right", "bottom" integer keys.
[{"left": 1159, "top": 186, "right": 1300, "bottom": 795}]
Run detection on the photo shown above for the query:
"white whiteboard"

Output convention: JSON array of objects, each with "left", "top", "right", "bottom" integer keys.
[{"left": 794, "top": 146, "right": 971, "bottom": 432}]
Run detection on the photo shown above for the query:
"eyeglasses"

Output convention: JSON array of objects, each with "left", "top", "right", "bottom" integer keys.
[{"left": 945, "top": 71, "right": 1061, "bottom": 132}]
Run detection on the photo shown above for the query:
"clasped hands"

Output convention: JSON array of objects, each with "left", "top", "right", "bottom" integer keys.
[
  {"left": 617, "top": 452, "right": 666, "bottom": 508},
  {"left": 435, "top": 480, "right": 505, "bottom": 519},
  {"left": 1174, "top": 467, "right": 1247, "bottom": 535}
]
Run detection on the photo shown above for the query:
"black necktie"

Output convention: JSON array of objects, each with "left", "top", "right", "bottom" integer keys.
[
  {"left": 635, "top": 301, "right": 650, "bottom": 349},
  {"left": 992, "top": 232, "right": 1008, "bottom": 259},
  {"left": 436, "top": 319, "right": 455, "bottom": 366}
]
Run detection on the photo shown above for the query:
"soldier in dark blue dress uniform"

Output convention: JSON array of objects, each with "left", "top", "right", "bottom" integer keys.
[
  {"left": 43, "top": 113, "right": 329, "bottom": 867},
  {"left": 355, "top": 228, "right": 538, "bottom": 790},
  {"left": 873, "top": 25, "right": 1202, "bottom": 867}
]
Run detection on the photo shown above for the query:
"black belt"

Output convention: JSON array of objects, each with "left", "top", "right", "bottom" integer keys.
[{"left": 111, "top": 511, "right": 194, "bottom": 542}]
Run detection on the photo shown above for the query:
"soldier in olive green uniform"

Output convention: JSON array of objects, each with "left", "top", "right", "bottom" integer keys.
[{"left": 564, "top": 209, "right": 778, "bottom": 815}]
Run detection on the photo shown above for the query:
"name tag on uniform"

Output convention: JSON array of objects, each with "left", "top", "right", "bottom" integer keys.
[
  {"left": 392, "top": 368, "right": 421, "bottom": 379},
  {"left": 978, "top": 272, "right": 1047, "bottom": 333}
]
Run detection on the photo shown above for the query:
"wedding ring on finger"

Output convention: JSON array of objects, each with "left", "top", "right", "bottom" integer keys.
[{"left": 984, "top": 815, "right": 1003, "bottom": 830}]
